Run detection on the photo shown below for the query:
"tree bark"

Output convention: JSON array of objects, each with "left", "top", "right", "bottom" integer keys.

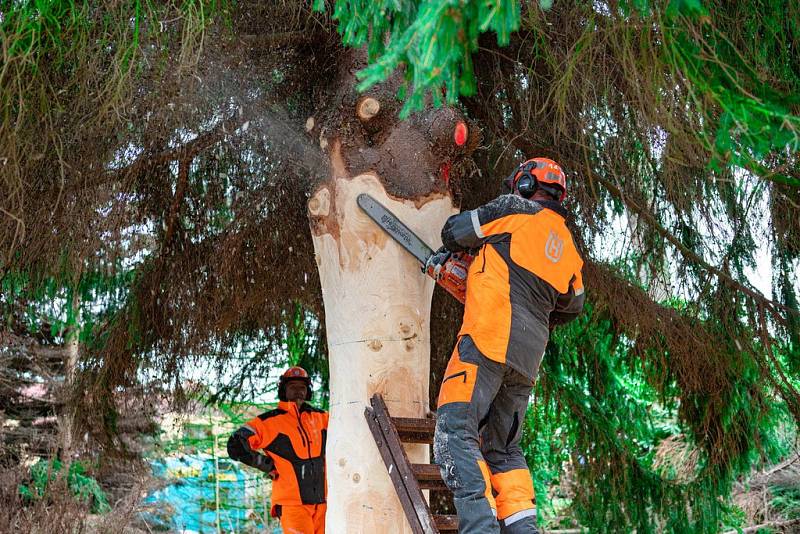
[{"left": 58, "top": 284, "right": 81, "bottom": 463}]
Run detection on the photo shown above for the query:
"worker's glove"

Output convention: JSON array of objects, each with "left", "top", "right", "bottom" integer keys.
[
  {"left": 253, "top": 454, "right": 276, "bottom": 476},
  {"left": 465, "top": 247, "right": 481, "bottom": 257},
  {"left": 424, "top": 246, "right": 452, "bottom": 280}
]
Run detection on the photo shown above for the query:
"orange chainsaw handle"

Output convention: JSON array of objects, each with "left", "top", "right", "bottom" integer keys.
[{"left": 424, "top": 252, "right": 473, "bottom": 304}]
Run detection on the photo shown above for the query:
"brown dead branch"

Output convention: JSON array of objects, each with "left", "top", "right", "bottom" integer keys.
[{"left": 163, "top": 158, "right": 191, "bottom": 247}]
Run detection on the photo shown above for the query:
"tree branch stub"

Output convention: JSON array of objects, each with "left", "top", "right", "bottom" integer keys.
[{"left": 356, "top": 97, "right": 381, "bottom": 122}]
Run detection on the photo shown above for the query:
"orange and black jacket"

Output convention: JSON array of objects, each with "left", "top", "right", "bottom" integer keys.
[
  {"left": 442, "top": 194, "right": 585, "bottom": 380},
  {"left": 227, "top": 401, "right": 328, "bottom": 506}
]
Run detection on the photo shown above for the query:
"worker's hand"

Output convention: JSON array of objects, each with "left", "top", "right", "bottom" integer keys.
[
  {"left": 253, "top": 454, "right": 276, "bottom": 476},
  {"left": 268, "top": 469, "right": 279, "bottom": 481},
  {"left": 424, "top": 246, "right": 452, "bottom": 280}
]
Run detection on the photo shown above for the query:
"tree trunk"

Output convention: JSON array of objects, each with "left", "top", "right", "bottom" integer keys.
[
  {"left": 306, "top": 49, "right": 474, "bottom": 533},
  {"left": 310, "top": 171, "right": 454, "bottom": 532},
  {"left": 58, "top": 284, "right": 81, "bottom": 463}
]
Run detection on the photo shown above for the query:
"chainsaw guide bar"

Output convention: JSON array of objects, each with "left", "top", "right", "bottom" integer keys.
[{"left": 356, "top": 193, "right": 434, "bottom": 265}]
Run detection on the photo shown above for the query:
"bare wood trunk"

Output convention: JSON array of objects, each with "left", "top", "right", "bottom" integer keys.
[
  {"left": 58, "top": 287, "right": 81, "bottom": 462},
  {"left": 310, "top": 170, "right": 455, "bottom": 533},
  {"left": 305, "top": 47, "right": 474, "bottom": 531}
]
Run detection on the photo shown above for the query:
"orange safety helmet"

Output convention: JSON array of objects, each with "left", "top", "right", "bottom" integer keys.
[
  {"left": 278, "top": 366, "right": 313, "bottom": 401},
  {"left": 503, "top": 157, "right": 567, "bottom": 202}
]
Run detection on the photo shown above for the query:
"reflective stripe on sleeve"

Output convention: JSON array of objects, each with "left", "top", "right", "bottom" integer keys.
[{"left": 471, "top": 210, "right": 485, "bottom": 238}]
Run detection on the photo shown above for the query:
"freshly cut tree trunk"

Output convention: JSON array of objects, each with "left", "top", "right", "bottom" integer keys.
[
  {"left": 310, "top": 170, "right": 454, "bottom": 532},
  {"left": 306, "top": 49, "right": 474, "bottom": 532}
]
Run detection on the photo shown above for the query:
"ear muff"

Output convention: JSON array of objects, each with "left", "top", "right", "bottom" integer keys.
[
  {"left": 513, "top": 161, "right": 538, "bottom": 199},
  {"left": 516, "top": 173, "right": 538, "bottom": 199},
  {"left": 278, "top": 378, "right": 313, "bottom": 402}
]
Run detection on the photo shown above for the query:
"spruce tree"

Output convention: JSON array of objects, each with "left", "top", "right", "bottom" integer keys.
[{"left": 1, "top": 1, "right": 798, "bottom": 531}]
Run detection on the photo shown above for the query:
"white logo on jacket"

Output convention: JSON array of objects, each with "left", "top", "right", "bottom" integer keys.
[{"left": 544, "top": 230, "right": 564, "bottom": 263}]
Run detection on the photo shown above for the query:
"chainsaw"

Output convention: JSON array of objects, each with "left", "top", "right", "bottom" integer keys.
[{"left": 357, "top": 193, "right": 473, "bottom": 304}]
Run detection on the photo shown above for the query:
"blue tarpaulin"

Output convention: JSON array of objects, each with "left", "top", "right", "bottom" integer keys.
[{"left": 141, "top": 454, "right": 281, "bottom": 533}]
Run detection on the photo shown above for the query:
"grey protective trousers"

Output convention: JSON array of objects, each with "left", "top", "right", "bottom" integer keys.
[{"left": 433, "top": 335, "right": 539, "bottom": 534}]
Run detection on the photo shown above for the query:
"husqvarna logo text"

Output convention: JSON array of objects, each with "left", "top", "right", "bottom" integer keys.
[{"left": 545, "top": 230, "right": 564, "bottom": 263}]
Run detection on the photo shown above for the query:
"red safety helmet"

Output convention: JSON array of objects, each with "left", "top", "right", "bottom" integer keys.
[
  {"left": 278, "top": 366, "right": 313, "bottom": 401},
  {"left": 503, "top": 157, "right": 567, "bottom": 202}
]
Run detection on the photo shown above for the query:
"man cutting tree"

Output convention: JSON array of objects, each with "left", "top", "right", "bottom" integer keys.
[{"left": 428, "top": 158, "right": 586, "bottom": 534}]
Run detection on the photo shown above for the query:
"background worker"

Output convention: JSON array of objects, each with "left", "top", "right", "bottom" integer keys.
[
  {"left": 428, "top": 158, "right": 586, "bottom": 533},
  {"left": 227, "top": 366, "right": 328, "bottom": 534}
]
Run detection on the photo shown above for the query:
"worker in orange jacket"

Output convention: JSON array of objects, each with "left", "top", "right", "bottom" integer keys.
[
  {"left": 227, "top": 366, "right": 328, "bottom": 534},
  {"left": 428, "top": 158, "right": 585, "bottom": 534}
]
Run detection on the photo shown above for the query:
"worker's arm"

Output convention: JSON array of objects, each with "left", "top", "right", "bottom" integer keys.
[
  {"left": 442, "top": 194, "right": 540, "bottom": 252},
  {"left": 550, "top": 270, "right": 585, "bottom": 327},
  {"left": 226, "top": 424, "right": 276, "bottom": 475}
]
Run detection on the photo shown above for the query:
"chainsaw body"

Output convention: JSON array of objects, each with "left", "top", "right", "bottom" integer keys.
[{"left": 424, "top": 252, "right": 472, "bottom": 304}]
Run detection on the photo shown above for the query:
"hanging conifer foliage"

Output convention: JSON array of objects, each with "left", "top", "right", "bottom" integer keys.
[{"left": 1, "top": 1, "right": 798, "bottom": 531}]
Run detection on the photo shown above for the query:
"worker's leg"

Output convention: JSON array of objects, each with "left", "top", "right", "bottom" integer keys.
[
  {"left": 481, "top": 372, "right": 538, "bottom": 534},
  {"left": 312, "top": 503, "right": 326, "bottom": 534},
  {"left": 278, "top": 504, "right": 315, "bottom": 534},
  {"left": 434, "top": 335, "right": 504, "bottom": 534}
]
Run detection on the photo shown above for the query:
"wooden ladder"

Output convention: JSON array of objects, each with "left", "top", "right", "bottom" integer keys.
[{"left": 364, "top": 393, "right": 458, "bottom": 534}]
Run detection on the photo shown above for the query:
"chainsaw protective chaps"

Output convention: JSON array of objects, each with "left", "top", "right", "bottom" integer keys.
[{"left": 434, "top": 336, "right": 539, "bottom": 534}]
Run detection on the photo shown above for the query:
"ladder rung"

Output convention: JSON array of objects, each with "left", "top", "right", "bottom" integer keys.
[
  {"left": 392, "top": 417, "right": 436, "bottom": 443},
  {"left": 411, "top": 463, "right": 442, "bottom": 480},
  {"left": 412, "top": 463, "right": 447, "bottom": 490},
  {"left": 434, "top": 514, "right": 458, "bottom": 532},
  {"left": 418, "top": 479, "right": 449, "bottom": 491}
]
